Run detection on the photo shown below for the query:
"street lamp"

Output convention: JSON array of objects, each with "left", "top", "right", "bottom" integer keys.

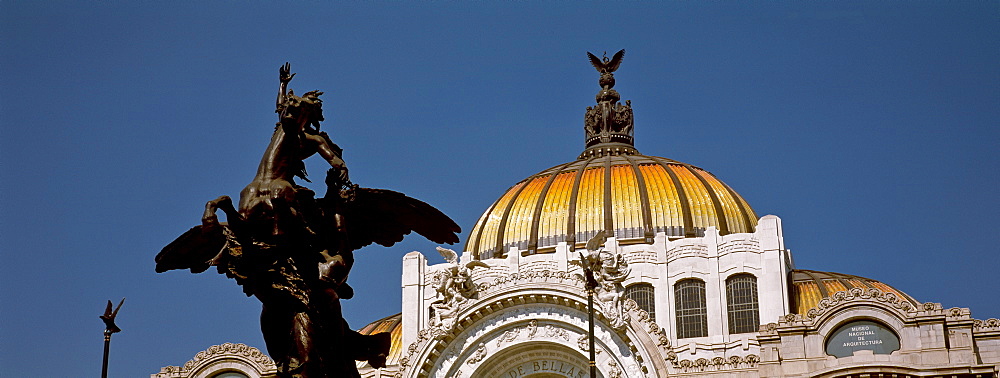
[
  {"left": 100, "top": 298, "right": 124, "bottom": 378},
  {"left": 577, "top": 231, "right": 608, "bottom": 378}
]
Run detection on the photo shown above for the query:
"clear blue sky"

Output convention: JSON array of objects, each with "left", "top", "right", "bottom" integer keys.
[{"left": 2, "top": 2, "right": 998, "bottom": 376}]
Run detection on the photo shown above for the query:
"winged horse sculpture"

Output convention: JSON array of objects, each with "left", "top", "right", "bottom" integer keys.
[{"left": 155, "top": 63, "right": 460, "bottom": 378}]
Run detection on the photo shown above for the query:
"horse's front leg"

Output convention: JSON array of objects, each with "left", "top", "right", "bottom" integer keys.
[{"left": 202, "top": 195, "right": 242, "bottom": 228}]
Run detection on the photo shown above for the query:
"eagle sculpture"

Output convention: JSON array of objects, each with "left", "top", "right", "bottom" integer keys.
[{"left": 587, "top": 49, "right": 625, "bottom": 74}]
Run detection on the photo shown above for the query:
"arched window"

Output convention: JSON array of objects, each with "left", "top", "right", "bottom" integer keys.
[
  {"left": 674, "top": 279, "right": 708, "bottom": 338},
  {"left": 726, "top": 274, "right": 760, "bottom": 334},
  {"left": 624, "top": 283, "right": 656, "bottom": 319}
]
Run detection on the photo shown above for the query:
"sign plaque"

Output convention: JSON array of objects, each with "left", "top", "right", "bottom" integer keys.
[{"left": 825, "top": 320, "right": 900, "bottom": 358}]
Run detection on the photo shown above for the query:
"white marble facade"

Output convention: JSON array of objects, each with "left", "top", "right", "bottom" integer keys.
[{"left": 387, "top": 215, "right": 1000, "bottom": 378}]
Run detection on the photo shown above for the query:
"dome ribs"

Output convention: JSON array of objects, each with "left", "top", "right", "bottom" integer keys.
[
  {"left": 672, "top": 164, "right": 721, "bottom": 235},
  {"left": 526, "top": 161, "right": 574, "bottom": 254},
  {"left": 682, "top": 164, "right": 730, "bottom": 236},
  {"left": 575, "top": 167, "right": 605, "bottom": 247},
  {"left": 650, "top": 156, "right": 697, "bottom": 237},
  {"left": 694, "top": 169, "right": 747, "bottom": 233},
  {"left": 493, "top": 179, "right": 535, "bottom": 258},
  {"left": 712, "top": 172, "right": 758, "bottom": 233},
  {"left": 467, "top": 191, "right": 503, "bottom": 259},
  {"left": 565, "top": 157, "right": 597, "bottom": 251},
  {"left": 611, "top": 163, "right": 643, "bottom": 241},
  {"left": 623, "top": 156, "right": 655, "bottom": 243},
  {"left": 604, "top": 155, "right": 614, "bottom": 239},
  {"left": 538, "top": 171, "right": 575, "bottom": 250},
  {"left": 506, "top": 177, "right": 547, "bottom": 253},
  {"left": 470, "top": 181, "right": 524, "bottom": 259},
  {"left": 639, "top": 164, "right": 675, "bottom": 235},
  {"left": 800, "top": 270, "right": 831, "bottom": 298}
]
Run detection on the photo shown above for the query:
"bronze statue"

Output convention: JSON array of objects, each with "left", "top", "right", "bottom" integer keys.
[
  {"left": 587, "top": 49, "right": 625, "bottom": 84},
  {"left": 155, "top": 63, "right": 461, "bottom": 378},
  {"left": 584, "top": 49, "right": 634, "bottom": 148}
]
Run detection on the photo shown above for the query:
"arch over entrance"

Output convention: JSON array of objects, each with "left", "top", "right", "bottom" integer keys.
[
  {"left": 413, "top": 297, "right": 650, "bottom": 378},
  {"left": 475, "top": 341, "right": 599, "bottom": 378}
]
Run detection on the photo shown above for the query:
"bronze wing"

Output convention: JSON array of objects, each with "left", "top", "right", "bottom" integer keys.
[
  {"left": 339, "top": 188, "right": 461, "bottom": 251},
  {"left": 154, "top": 224, "right": 229, "bottom": 274},
  {"left": 606, "top": 49, "right": 625, "bottom": 73},
  {"left": 587, "top": 51, "right": 606, "bottom": 72}
]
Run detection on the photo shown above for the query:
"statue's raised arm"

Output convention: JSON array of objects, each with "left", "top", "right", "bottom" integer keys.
[{"left": 277, "top": 62, "right": 295, "bottom": 113}]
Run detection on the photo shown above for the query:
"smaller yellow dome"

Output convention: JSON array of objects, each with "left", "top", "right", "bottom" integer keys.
[
  {"left": 355, "top": 313, "right": 402, "bottom": 369},
  {"left": 790, "top": 270, "right": 919, "bottom": 315}
]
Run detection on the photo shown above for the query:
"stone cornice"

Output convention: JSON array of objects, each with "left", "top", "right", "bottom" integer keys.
[{"left": 973, "top": 318, "right": 1000, "bottom": 336}]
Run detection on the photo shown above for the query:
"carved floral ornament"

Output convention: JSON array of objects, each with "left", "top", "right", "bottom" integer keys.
[
  {"left": 152, "top": 343, "right": 276, "bottom": 378},
  {"left": 673, "top": 355, "right": 760, "bottom": 373}
]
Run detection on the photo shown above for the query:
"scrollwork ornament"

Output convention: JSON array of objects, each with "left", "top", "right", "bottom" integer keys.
[
  {"left": 948, "top": 307, "right": 964, "bottom": 317},
  {"left": 729, "top": 355, "right": 741, "bottom": 367},
  {"left": 666, "top": 350, "right": 677, "bottom": 362},
  {"left": 656, "top": 328, "right": 670, "bottom": 347},
  {"left": 882, "top": 292, "right": 898, "bottom": 304},
  {"left": 899, "top": 300, "right": 913, "bottom": 312},
  {"left": 693, "top": 358, "right": 709, "bottom": 371},
  {"left": 710, "top": 356, "right": 724, "bottom": 367}
]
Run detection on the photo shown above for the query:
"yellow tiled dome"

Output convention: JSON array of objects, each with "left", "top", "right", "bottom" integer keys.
[
  {"left": 465, "top": 153, "right": 758, "bottom": 258},
  {"left": 790, "top": 270, "right": 919, "bottom": 315},
  {"left": 355, "top": 313, "right": 403, "bottom": 369}
]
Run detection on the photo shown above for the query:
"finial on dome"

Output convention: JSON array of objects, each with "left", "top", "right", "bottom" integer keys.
[{"left": 581, "top": 49, "right": 637, "bottom": 160}]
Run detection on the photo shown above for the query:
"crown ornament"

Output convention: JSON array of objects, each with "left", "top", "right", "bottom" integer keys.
[{"left": 581, "top": 49, "right": 637, "bottom": 159}]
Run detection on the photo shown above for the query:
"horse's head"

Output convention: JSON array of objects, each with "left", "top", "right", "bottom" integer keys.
[{"left": 281, "top": 90, "right": 325, "bottom": 131}]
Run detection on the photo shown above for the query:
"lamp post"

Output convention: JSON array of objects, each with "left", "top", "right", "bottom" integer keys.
[
  {"left": 100, "top": 298, "right": 124, "bottom": 378},
  {"left": 576, "top": 230, "right": 630, "bottom": 378},
  {"left": 578, "top": 231, "right": 606, "bottom": 378},
  {"left": 584, "top": 271, "right": 599, "bottom": 378}
]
